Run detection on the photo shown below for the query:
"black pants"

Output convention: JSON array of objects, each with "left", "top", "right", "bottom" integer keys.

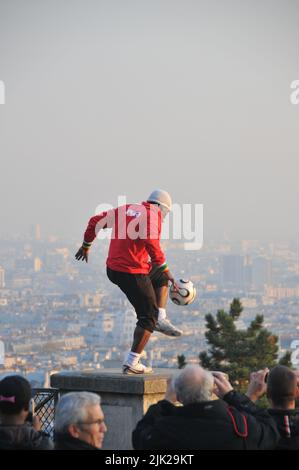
[{"left": 106, "top": 266, "right": 168, "bottom": 333}]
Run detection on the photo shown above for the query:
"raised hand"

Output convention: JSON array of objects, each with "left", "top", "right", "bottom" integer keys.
[{"left": 75, "top": 246, "right": 89, "bottom": 263}]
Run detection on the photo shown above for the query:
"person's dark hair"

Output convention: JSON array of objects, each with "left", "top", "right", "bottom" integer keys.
[
  {"left": 0, "top": 375, "right": 31, "bottom": 415},
  {"left": 267, "top": 365, "right": 297, "bottom": 408}
]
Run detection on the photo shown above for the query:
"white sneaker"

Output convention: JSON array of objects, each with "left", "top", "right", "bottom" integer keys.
[
  {"left": 153, "top": 318, "right": 182, "bottom": 337},
  {"left": 122, "top": 361, "right": 153, "bottom": 375}
]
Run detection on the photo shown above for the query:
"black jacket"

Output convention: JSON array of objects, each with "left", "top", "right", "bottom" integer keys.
[
  {"left": 268, "top": 408, "right": 299, "bottom": 450},
  {"left": 0, "top": 423, "right": 53, "bottom": 450},
  {"left": 54, "top": 433, "right": 99, "bottom": 450},
  {"left": 132, "top": 391, "right": 280, "bottom": 450}
]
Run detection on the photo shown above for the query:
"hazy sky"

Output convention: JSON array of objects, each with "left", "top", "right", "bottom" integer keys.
[{"left": 0, "top": 0, "right": 298, "bottom": 242}]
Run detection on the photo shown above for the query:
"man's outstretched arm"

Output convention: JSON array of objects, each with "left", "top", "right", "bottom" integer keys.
[{"left": 75, "top": 211, "right": 110, "bottom": 263}]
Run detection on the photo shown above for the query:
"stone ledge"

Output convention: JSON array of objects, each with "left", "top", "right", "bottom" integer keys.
[
  {"left": 50, "top": 368, "right": 177, "bottom": 395},
  {"left": 50, "top": 368, "right": 179, "bottom": 449}
]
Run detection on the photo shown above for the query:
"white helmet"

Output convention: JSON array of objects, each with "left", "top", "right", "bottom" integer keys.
[{"left": 147, "top": 189, "right": 172, "bottom": 212}]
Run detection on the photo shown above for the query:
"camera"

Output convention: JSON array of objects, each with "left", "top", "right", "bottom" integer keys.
[
  {"left": 211, "top": 371, "right": 229, "bottom": 381},
  {"left": 26, "top": 398, "right": 35, "bottom": 423},
  {"left": 264, "top": 372, "right": 269, "bottom": 383}
]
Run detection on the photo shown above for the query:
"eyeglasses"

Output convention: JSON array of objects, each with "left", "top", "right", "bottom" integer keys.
[{"left": 78, "top": 419, "right": 105, "bottom": 427}]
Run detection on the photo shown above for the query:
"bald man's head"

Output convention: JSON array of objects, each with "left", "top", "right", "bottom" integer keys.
[{"left": 173, "top": 366, "right": 214, "bottom": 405}]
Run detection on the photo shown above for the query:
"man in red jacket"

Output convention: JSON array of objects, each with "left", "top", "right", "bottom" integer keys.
[{"left": 75, "top": 189, "right": 181, "bottom": 374}]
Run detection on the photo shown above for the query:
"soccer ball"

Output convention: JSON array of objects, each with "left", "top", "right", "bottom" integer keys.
[{"left": 169, "top": 279, "right": 196, "bottom": 306}]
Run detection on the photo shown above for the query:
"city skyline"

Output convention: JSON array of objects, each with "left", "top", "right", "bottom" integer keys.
[{"left": 1, "top": 232, "right": 299, "bottom": 382}]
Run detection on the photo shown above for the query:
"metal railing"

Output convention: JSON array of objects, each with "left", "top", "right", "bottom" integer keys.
[{"left": 32, "top": 388, "right": 59, "bottom": 438}]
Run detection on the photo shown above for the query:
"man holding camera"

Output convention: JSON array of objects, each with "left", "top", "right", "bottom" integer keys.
[
  {"left": 246, "top": 365, "right": 299, "bottom": 450},
  {"left": 0, "top": 375, "right": 53, "bottom": 450},
  {"left": 132, "top": 365, "right": 280, "bottom": 450}
]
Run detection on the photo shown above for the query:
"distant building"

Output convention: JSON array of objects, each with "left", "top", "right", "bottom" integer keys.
[
  {"left": 95, "top": 313, "right": 116, "bottom": 344},
  {"left": 252, "top": 256, "right": 272, "bottom": 290},
  {"left": 61, "top": 356, "right": 77, "bottom": 366},
  {"left": 220, "top": 255, "right": 245, "bottom": 288},
  {"left": 121, "top": 309, "right": 136, "bottom": 347},
  {"left": 243, "top": 255, "right": 252, "bottom": 287},
  {"left": 101, "top": 314, "right": 115, "bottom": 334},
  {"left": 0, "top": 266, "right": 5, "bottom": 288},
  {"left": 44, "top": 251, "right": 65, "bottom": 271},
  {"left": 15, "top": 258, "right": 34, "bottom": 271},
  {"left": 0, "top": 341, "right": 4, "bottom": 365},
  {"left": 11, "top": 337, "right": 86, "bottom": 354},
  {"left": 31, "top": 224, "right": 41, "bottom": 241},
  {"left": 240, "top": 297, "right": 257, "bottom": 308},
  {"left": 265, "top": 285, "right": 299, "bottom": 299},
  {"left": 81, "top": 293, "right": 104, "bottom": 308},
  {"left": 4, "top": 356, "right": 16, "bottom": 369},
  {"left": 241, "top": 240, "right": 260, "bottom": 253},
  {"left": 34, "top": 257, "right": 42, "bottom": 272},
  {"left": 12, "top": 277, "right": 32, "bottom": 289}
]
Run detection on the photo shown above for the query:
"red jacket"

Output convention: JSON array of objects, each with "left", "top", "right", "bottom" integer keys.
[{"left": 82, "top": 202, "right": 167, "bottom": 274}]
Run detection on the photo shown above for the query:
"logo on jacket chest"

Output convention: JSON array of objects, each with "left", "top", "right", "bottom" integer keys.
[{"left": 126, "top": 209, "right": 142, "bottom": 218}]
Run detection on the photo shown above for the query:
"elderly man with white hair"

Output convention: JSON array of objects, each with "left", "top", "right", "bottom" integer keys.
[
  {"left": 132, "top": 365, "right": 279, "bottom": 450},
  {"left": 54, "top": 392, "right": 107, "bottom": 450}
]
